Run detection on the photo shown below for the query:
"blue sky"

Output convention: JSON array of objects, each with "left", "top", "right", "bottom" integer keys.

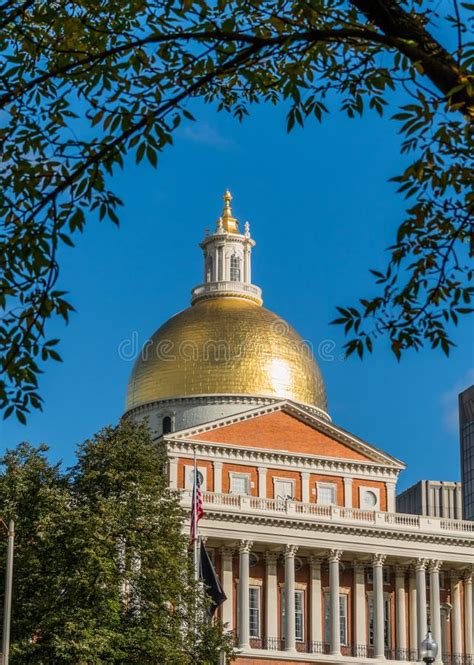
[{"left": 1, "top": 97, "right": 472, "bottom": 492}]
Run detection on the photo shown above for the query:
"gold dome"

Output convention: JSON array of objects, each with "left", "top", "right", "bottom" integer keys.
[{"left": 125, "top": 297, "right": 327, "bottom": 414}]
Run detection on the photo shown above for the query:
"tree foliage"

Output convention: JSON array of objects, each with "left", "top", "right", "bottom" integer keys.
[
  {"left": 0, "top": 420, "right": 234, "bottom": 664},
  {"left": 0, "top": 0, "right": 473, "bottom": 419}
]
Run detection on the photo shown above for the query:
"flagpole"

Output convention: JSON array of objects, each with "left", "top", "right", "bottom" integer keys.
[{"left": 193, "top": 445, "right": 199, "bottom": 582}]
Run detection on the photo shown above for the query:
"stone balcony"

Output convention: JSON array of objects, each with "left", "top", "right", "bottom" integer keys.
[{"left": 180, "top": 490, "right": 474, "bottom": 537}]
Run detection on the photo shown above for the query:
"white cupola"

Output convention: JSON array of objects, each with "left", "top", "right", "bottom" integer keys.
[{"left": 191, "top": 191, "right": 262, "bottom": 305}]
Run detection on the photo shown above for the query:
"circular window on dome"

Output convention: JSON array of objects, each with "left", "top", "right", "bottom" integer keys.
[
  {"left": 249, "top": 553, "right": 259, "bottom": 568},
  {"left": 362, "top": 490, "right": 378, "bottom": 508}
]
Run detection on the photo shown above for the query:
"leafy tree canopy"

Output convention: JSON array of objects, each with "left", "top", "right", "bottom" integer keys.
[
  {"left": 0, "top": 0, "right": 473, "bottom": 420},
  {"left": 0, "top": 420, "right": 234, "bottom": 664}
]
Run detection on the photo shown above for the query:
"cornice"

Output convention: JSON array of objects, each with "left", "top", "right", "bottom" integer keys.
[
  {"left": 202, "top": 509, "right": 474, "bottom": 549},
  {"left": 166, "top": 439, "right": 401, "bottom": 480}
]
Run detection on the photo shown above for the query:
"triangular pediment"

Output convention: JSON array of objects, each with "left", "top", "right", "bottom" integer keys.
[{"left": 168, "top": 401, "right": 405, "bottom": 469}]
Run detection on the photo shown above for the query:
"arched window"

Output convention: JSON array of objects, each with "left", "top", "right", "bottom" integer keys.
[
  {"left": 230, "top": 254, "right": 241, "bottom": 281},
  {"left": 206, "top": 255, "right": 213, "bottom": 282},
  {"left": 162, "top": 416, "right": 172, "bottom": 434}
]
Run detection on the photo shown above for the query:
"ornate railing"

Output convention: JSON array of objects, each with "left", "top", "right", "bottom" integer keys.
[
  {"left": 180, "top": 490, "right": 474, "bottom": 536},
  {"left": 239, "top": 638, "right": 473, "bottom": 663}
]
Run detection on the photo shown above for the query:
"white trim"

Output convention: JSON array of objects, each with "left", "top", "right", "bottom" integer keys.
[
  {"left": 229, "top": 471, "right": 251, "bottom": 495},
  {"left": 273, "top": 477, "right": 295, "bottom": 500},
  {"left": 359, "top": 486, "right": 381, "bottom": 511},
  {"left": 184, "top": 464, "right": 208, "bottom": 491},
  {"left": 317, "top": 482, "right": 338, "bottom": 506},
  {"left": 167, "top": 439, "right": 401, "bottom": 481}
]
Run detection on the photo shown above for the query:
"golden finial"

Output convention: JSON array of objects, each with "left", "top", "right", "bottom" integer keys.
[{"left": 217, "top": 190, "right": 239, "bottom": 234}]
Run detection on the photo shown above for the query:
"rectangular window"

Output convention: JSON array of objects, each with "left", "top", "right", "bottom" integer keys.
[
  {"left": 274, "top": 479, "right": 294, "bottom": 499},
  {"left": 281, "top": 589, "right": 305, "bottom": 642},
  {"left": 324, "top": 593, "right": 348, "bottom": 645},
  {"left": 230, "top": 473, "right": 250, "bottom": 495},
  {"left": 295, "top": 590, "right": 304, "bottom": 641},
  {"left": 249, "top": 586, "right": 260, "bottom": 638},
  {"left": 317, "top": 483, "right": 337, "bottom": 505},
  {"left": 368, "top": 597, "right": 391, "bottom": 648}
]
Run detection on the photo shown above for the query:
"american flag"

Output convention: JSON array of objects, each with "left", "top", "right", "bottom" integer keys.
[{"left": 190, "top": 468, "right": 204, "bottom": 542}]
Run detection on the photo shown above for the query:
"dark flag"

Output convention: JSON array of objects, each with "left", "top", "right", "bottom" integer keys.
[{"left": 199, "top": 541, "right": 227, "bottom": 617}]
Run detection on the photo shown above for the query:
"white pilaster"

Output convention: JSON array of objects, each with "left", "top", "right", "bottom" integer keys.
[
  {"left": 343, "top": 478, "right": 353, "bottom": 508},
  {"left": 328, "top": 549, "right": 343, "bottom": 656},
  {"left": 415, "top": 558, "right": 427, "bottom": 654},
  {"left": 284, "top": 545, "right": 298, "bottom": 652},
  {"left": 464, "top": 569, "right": 473, "bottom": 655},
  {"left": 301, "top": 472, "right": 310, "bottom": 504},
  {"left": 395, "top": 566, "right": 407, "bottom": 657},
  {"left": 353, "top": 561, "right": 367, "bottom": 648},
  {"left": 451, "top": 571, "right": 463, "bottom": 655},
  {"left": 258, "top": 467, "right": 267, "bottom": 499},
  {"left": 221, "top": 547, "right": 234, "bottom": 630},
  {"left": 238, "top": 540, "right": 252, "bottom": 649},
  {"left": 213, "top": 461, "right": 223, "bottom": 494},
  {"left": 386, "top": 481, "right": 396, "bottom": 512},
  {"left": 409, "top": 568, "right": 418, "bottom": 654},
  {"left": 264, "top": 552, "right": 278, "bottom": 641},
  {"left": 168, "top": 457, "right": 178, "bottom": 489},
  {"left": 373, "top": 554, "right": 386, "bottom": 660},
  {"left": 309, "top": 556, "right": 323, "bottom": 645},
  {"left": 428, "top": 560, "right": 442, "bottom": 664}
]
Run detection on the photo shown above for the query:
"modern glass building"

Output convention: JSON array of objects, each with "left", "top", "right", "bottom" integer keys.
[{"left": 459, "top": 385, "right": 474, "bottom": 520}]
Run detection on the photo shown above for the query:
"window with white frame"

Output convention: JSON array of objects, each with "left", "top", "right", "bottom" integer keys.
[
  {"left": 274, "top": 478, "right": 294, "bottom": 500},
  {"left": 281, "top": 589, "right": 305, "bottom": 642},
  {"left": 230, "top": 473, "right": 250, "bottom": 495},
  {"left": 368, "top": 597, "right": 391, "bottom": 648},
  {"left": 324, "top": 593, "right": 348, "bottom": 645},
  {"left": 230, "top": 254, "right": 241, "bottom": 281},
  {"left": 184, "top": 466, "right": 206, "bottom": 491},
  {"left": 249, "top": 586, "right": 260, "bottom": 638},
  {"left": 360, "top": 486, "right": 381, "bottom": 510},
  {"left": 317, "top": 482, "right": 337, "bottom": 505}
]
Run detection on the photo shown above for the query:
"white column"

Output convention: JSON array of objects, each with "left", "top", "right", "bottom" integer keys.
[
  {"left": 386, "top": 481, "right": 396, "bottom": 512},
  {"left": 455, "top": 485, "right": 463, "bottom": 520},
  {"left": 264, "top": 552, "right": 278, "bottom": 643},
  {"left": 168, "top": 457, "right": 178, "bottom": 489},
  {"left": 428, "top": 561, "right": 442, "bottom": 663},
  {"left": 343, "top": 478, "right": 353, "bottom": 508},
  {"left": 221, "top": 547, "right": 234, "bottom": 630},
  {"left": 301, "top": 472, "right": 310, "bottom": 504},
  {"left": 284, "top": 545, "right": 298, "bottom": 652},
  {"left": 258, "top": 467, "right": 267, "bottom": 499},
  {"left": 309, "top": 556, "right": 323, "bottom": 645},
  {"left": 238, "top": 540, "right": 252, "bottom": 649},
  {"left": 395, "top": 566, "right": 407, "bottom": 658},
  {"left": 464, "top": 570, "right": 473, "bottom": 655},
  {"left": 328, "top": 549, "right": 343, "bottom": 655},
  {"left": 409, "top": 568, "right": 418, "bottom": 655},
  {"left": 214, "top": 461, "right": 223, "bottom": 494},
  {"left": 373, "top": 554, "right": 386, "bottom": 660},
  {"left": 415, "top": 558, "right": 427, "bottom": 654},
  {"left": 441, "top": 485, "right": 449, "bottom": 517},
  {"left": 353, "top": 561, "right": 367, "bottom": 649},
  {"left": 451, "top": 572, "right": 463, "bottom": 655}
]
